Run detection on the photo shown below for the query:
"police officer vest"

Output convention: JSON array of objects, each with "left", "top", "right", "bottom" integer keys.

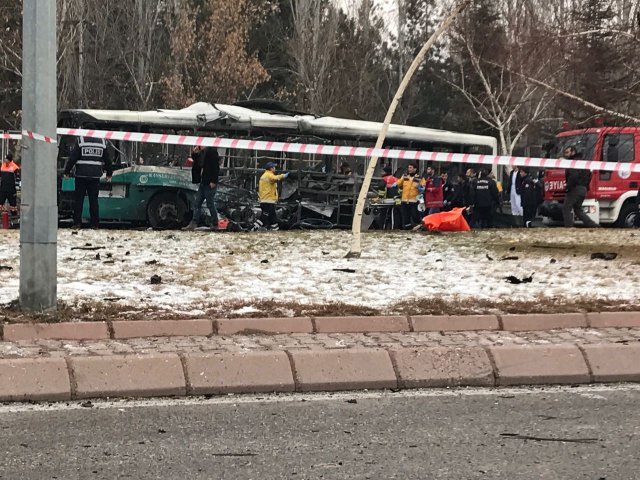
[
  {"left": 474, "top": 178, "right": 493, "bottom": 207},
  {"left": 75, "top": 137, "right": 107, "bottom": 178}
]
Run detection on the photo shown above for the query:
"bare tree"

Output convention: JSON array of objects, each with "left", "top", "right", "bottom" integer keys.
[
  {"left": 447, "top": 2, "right": 559, "bottom": 154},
  {"left": 288, "top": 0, "right": 342, "bottom": 113},
  {"left": 0, "top": 0, "right": 21, "bottom": 79},
  {"left": 120, "top": 0, "right": 167, "bottom": 109},
  {"left": 0, "top": 0, "right": 21, "bottom": 128}
]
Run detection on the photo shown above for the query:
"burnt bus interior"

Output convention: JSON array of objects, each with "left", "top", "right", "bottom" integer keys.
[{"left": 57, "top": 101, "right": 497, "bottom": 228}]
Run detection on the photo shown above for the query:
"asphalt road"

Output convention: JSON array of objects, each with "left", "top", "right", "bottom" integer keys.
[{"left": 1, "top": 386, "right": 638, "bottom": 479}]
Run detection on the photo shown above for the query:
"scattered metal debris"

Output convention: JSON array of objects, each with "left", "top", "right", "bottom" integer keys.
[
  {"left": 505, "top": 274, "right": 533, "bottom": 284},
  {"left": 591, "top": 252, "right": 618, "bottom": 261},
  {"left": 500, "top": 433, "right": 599, "bottom": 444}
]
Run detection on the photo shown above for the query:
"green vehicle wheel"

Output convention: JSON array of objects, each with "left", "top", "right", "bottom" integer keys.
[{"left": 147, "top": 192, "right": 190, "bottom": 229}]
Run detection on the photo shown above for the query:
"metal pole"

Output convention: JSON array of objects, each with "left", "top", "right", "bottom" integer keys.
[{"left": 20, "top": 0, "right": 58, "bottom": 311}]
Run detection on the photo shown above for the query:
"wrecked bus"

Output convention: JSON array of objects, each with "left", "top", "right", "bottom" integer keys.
[
  {"left": 57, "top": 100, "right": 498, "bottom": 229},
  {"left": 539, "top": 127, "right": 640, "bottom": 227}
]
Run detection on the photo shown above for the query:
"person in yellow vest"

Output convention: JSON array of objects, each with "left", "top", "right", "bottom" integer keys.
[
  {"left": 258, "top": 162, "right": 289, "bottom": 230},
  {"left": 396, "top": 163, "right": 426, "bottom": 229}
]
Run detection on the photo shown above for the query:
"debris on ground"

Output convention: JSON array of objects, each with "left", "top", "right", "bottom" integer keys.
[
  {"left": 2, "top": 229, "right": 640, "bottom": 319},
  {"left": 590, "top": 252, "right": 618, "bottom": 261},
  {"left": 505, "top": 274, "right": 534, "bottom": 284},
  {"left": 500, "top": 433, "right": 599, "bottom": 444},
  {"left": 150, "top": 275, "right": 162, "bottom": 285}
]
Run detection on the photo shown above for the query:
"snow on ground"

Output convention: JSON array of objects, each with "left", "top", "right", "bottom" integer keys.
[{"left": 1, "top": 228, "right": 640, "bottom": 313}]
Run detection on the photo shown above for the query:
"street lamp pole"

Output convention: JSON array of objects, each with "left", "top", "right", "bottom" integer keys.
[{"left": 20, "top": 0, "right": 58, "bottom": 311}]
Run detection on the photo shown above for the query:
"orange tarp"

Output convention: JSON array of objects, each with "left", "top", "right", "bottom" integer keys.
[{"left": 422, "top": 207, "right": 471, "bottom": 232}]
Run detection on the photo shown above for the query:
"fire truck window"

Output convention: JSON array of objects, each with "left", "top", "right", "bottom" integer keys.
[{"left": 603, "top": 134, "right": 634, "bottom": 163}]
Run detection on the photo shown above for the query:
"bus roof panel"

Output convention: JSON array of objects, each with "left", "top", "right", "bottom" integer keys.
[
  {"left": 59, "top": 102, "right": 497, "bottom": 152},
  {"left": 301, "top": 116, "right": 497, "bottom": 149}
]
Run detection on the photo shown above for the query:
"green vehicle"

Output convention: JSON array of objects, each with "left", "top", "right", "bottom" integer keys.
[
  {"left": 59, "top": 166, "right": 196, "bottom": 229},
  {"left": 57, "top": 109, "right": 205, "bottom": 229}
]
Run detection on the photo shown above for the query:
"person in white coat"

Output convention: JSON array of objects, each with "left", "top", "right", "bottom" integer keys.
[{"left": 509, "top": 167, "right": 523, "bottom": 220}]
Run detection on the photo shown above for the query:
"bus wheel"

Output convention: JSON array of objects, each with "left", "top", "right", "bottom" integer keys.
[
  {"left": 148, "top": 193, "right": 188, "bottom": 229},
  {"left": 615, "top": 202, "right": 639, "bottom": 228}
]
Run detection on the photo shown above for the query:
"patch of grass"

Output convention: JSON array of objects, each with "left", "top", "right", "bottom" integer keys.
[
  {"left": 203, "top": 299, "right": 380, "bottom": 318},
  {"left": 392, "top": 295, "right": 640, "bottom": 316},
  {"left": 0, "top": 300, "right": 182, "bottom": 324},
  {"left": 2, "top": 294, "right": 638, "bottom": 325}
]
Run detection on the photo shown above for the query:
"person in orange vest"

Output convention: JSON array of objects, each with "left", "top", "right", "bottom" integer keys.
[
  {"left": 396, "top": 163, "right": 425, "bottom": 229},
  {"left": 0, "top": 152, "right": 20, "bottom": 214}
]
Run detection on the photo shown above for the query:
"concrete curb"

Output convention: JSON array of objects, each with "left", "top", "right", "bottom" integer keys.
[
  {"left": 2, "top": 311, "right": 640, "bottom": 342},
  {"left": 1, "top": 341, "right": 639, "bottom": 402}
]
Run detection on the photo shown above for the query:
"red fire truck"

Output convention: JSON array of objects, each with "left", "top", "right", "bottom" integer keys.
[{"left": 539, "top": 127, "right": 640, "bottom": 227}]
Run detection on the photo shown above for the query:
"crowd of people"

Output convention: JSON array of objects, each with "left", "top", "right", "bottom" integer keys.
[
  {"left": 0, "top": 143, "right": 608, "bottom": 232},
  {"left": 377, "top": 162, "right": 544, "bottom": 230}
]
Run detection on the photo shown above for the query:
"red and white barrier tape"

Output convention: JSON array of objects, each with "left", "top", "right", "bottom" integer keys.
[
  {"left": 1, "top": 133, "right": 21, "bottom": 140},
  {"left": 1, "top": 131, "right": 57, "bottom": 143},
  {"left": 22, "top": 130, "right": 57, "bottom": 144},
  {"left": 5, "top": 127, "right": 637, "bottom": 173},
  {"left": 57, "top": 127, "right": 638, "bottom": 173}
]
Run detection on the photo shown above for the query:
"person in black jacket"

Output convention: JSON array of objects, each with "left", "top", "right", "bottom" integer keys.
[
  {"left": 561, "top": 146, "right": 598, "bottom": 228},
  {"left": 64, "top": 136, "right": 113, "bottom": 229},
  {"left": 462, "top": 168, "right": 477, "bottom": 207},
  {"left": 473, "top": 169, "right": 501, "bottom": 228},
  {"left": 516, "top": 168, "right": 538, "bottom": 227},
  {"left": 184, "top": 146, "right": 221, "bottom": 230},
  {"left": 442, "top": 173, "right": 464, "bottom": 211},
  {"left": 462, "top": 168, "right": 478, "bottom": 226}
]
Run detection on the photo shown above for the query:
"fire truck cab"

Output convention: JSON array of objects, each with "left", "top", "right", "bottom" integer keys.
[{"left": 539, "top": 127, "right": 640, "bottom": 227}]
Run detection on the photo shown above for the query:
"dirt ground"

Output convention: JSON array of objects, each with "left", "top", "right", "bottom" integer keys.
[{"left": 1, "top": 227, "right": 639, "bottom": 322}]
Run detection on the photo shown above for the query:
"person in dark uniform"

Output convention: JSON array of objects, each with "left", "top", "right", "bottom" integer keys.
[
  {"left": 517, "top": 167, "right": 538, "bottom": 227},
  {"left": 463, "top": 168, "right": 478, "bottom": 226},
  {"left": 378, "top": 165, "right": 400, "bottom": 229},
  {"left": 0, "top": 152, "right": 20, "bottom": 214},
  {"left": 443, "top": 173, "right": 464, "bottom": 211},
  {"left": 562, "top": 146, "right": 598, "bottom": 228},
  {"left": 184, "top": 145, "right": 221, "bottom": 230},
  {"left": 64, "top": 136, "right": 112, "bottom": 229},
  {"left": 473, "top": 169, "right": 501, "bottom": 228}
]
